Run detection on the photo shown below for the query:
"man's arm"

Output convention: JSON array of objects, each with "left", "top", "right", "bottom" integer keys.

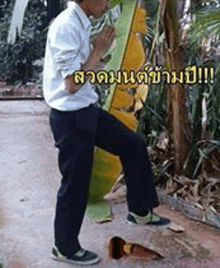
[{"left": 65, "top": 25, "right": 115, "bottom": 94}]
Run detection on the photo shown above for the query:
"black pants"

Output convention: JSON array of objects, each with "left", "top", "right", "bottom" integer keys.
[{"left": 49, "top": 104, "right": 159, "bottom": 256}]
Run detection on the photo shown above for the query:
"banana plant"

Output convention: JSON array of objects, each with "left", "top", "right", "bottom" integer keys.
[
  {"left": 7, "top": 0, "right": 29, "bottom": 44},
  {"left": 159, "top": 0, "right": 192, "bottom": 176},
  {"left": 88, "top": 0, "right": 149, "bottom": 203},
  {"left": 7, "top": 0, "right": 61, "bottom": 44}
]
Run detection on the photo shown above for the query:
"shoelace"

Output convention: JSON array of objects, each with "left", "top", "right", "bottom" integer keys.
[{"left": 75, "top": 248, "right": 85, "bottom": 257}]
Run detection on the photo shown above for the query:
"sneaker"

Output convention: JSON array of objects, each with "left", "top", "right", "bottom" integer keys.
[
  {"left": 51, "top": 245, "right": 100, "bottom": 265},
  {"left": 127, "top": 211, "right": 171, "bottom": 226}
]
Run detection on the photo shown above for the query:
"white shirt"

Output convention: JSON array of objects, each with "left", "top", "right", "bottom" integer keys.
[{"left": 43, "top": 1, "right": 98, "bottom": 111}]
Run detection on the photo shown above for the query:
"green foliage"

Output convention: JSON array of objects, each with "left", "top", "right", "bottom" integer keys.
[
  {"left": 0, "top": 0, "right": 48, "bottom": 84},
  {"left": 183, "top": 2, "right": 220, "bottom": 176},
  {"left": 138, "top": 80, "right": 167, "bottom": 146},
  {"left": 184, "top": 140, "right": 220, "bottom": 178},
  {"left": 0, "top": 0, "right": 14, "bottom": 41},
  {"left": 187, "top": 0, "right": 220, "bottom": 59},
  {"left": 109, "top": 0, "right": 122, "bottom": 8},
  {"left": 139, "top": 0, "right": 220, "bottom": 179}
]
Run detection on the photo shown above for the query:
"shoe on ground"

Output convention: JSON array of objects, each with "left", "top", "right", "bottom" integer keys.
[
  {"left": 127, "top": 211, "right": 171, "bottom": 226},
  {"left": 51, "top": 245, "right": 100, "bottom": 265}
]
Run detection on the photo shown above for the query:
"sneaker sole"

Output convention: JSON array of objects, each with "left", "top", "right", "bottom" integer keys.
[
  {"left": 126, "top": 219, "right": 139, "bottom": 225},
  {"left": 126, "top": 219, "right": 171, "bottom": 226},
  {"left": 51, "top": 254, "right": 100, "bottom": 265}
]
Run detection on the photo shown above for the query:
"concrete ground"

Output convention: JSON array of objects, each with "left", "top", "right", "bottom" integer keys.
[{"left": 0, "top": 100, "right": 220, "bottom": 268}]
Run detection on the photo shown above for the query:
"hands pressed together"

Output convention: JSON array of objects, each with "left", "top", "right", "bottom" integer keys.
[
  {"left": 93, "top": 25, "right": 116, "bottom": 59},
  {"left": 64, "top": 25, "right": 115, "bottom": 93}
]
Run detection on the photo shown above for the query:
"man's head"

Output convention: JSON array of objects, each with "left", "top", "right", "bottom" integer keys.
[{"left": 76, "top": 0, "right": 110, "bottom": 19}]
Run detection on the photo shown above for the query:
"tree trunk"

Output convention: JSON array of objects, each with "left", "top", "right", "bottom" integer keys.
[{"left": 161, "top": 0, "right": 191, "bottom": 176}]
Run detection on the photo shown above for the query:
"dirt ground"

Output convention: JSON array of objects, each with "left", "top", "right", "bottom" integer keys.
[{"left": 0, "top": 100, "right": 220, "bottom": 268}]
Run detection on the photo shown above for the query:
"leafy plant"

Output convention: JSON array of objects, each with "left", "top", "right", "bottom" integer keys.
[
  {"left": 140, "top": 0, "right": 220, "bottom": 180},
  {"left": 0, "top": 0, "right": 47, "bottom": 84}
]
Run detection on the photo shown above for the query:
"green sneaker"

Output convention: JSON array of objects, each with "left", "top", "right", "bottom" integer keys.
[
  {"left": 127, "top": 211, "right": 171, "bottom": 226},
  {"left": 51, "top": 245, "right": 100, "bottom": 265}
]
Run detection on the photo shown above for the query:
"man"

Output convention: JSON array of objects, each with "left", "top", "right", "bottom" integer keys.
[{"left": 43, "top": 0, "right": 170, "bottom": 265}]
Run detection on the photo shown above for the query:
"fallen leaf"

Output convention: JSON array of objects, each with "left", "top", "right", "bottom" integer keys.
[{"left": 168, "top": 222, "right": 185, "bottom": 233}]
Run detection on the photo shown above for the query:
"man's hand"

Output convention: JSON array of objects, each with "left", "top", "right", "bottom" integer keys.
[
  {"left": 93, "top": 25, "right": 116, "bottom": 58},
  {"left": 64, "top": 26, "right": 115, "bottom": 94}
]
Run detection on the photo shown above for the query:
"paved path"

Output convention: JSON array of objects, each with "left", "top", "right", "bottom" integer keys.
[{"left": 0, "top": 101, "right": 220, "bottom": 268}]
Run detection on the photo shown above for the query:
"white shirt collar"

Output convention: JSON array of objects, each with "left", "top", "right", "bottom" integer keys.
[{"left": 68, "top": 1, "right": 91, "bottom": 30}]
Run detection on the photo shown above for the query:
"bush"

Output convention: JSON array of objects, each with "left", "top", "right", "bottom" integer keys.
[{"left": 0, "top": 0, "right": 48, "bottom": 84}]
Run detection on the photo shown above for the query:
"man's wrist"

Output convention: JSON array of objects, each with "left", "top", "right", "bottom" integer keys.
[
  {"left": 65, "top": 48, "right": 104, "bottom": 93},
  {"left": 81, "top": 50, "right": 102, "bottom": 72},
  {"left": 90, "top": 48, "right": 104, "bottom": 63}
]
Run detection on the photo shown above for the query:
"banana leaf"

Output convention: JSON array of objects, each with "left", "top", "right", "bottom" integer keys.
[
  {"left": 89, "top": 0, "right": 149, "bottom": 205},
  {"left": 7, "top": 0, "right": 29, "bottom": 44}
]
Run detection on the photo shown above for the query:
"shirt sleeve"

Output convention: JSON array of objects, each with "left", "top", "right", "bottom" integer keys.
[{"left": 49, "top": 23, "right": 82, "bottom": 79}]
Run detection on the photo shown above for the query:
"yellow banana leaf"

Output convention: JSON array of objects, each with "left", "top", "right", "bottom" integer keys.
[
  {"left": 89, "top": 0, "right": 149, "bottom": 205},
  {"left": 111, "top": 89, "right": 134, "bottom": 109}
]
